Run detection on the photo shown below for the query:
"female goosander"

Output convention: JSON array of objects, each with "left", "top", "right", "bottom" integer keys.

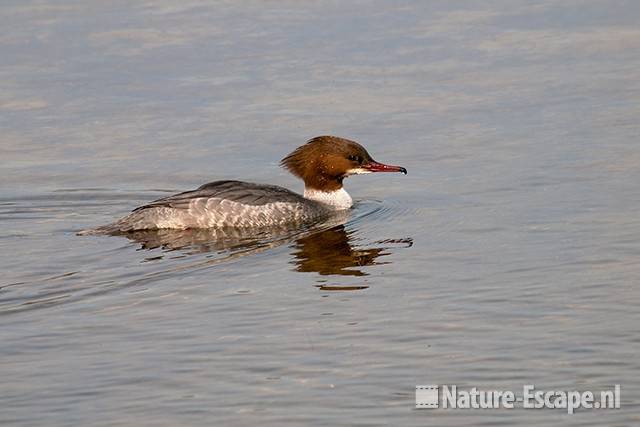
[{"left": 82, "top": 136, "right": 406, "bottom": 234}]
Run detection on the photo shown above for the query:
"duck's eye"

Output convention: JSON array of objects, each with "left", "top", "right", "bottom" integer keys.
[{"left": 348, "top": 155, "right": 363, "bottom": 164}]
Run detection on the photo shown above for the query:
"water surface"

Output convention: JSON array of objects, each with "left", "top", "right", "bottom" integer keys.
[{"left": 1, "top": 1, "right": 639, "bottom": 426}]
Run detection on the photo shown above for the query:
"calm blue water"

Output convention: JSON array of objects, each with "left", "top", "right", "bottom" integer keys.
[{"left": 1, "top": 1, "right": 639, "bottom": 425}]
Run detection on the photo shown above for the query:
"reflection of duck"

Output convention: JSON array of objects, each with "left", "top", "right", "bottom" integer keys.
[
  {"left": 124, "top": 225, "right": 304, "bottom": 253},
  {"left": 291, "top": 225, "right": 411, "bottom": 276},
  {"left": 119, "top": 214, "right": 412, "bottom": 277}
]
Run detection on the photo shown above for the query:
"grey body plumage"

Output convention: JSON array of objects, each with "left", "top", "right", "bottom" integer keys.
[{"left": 81, "top": 181, "right": 332, "bottom": 234}]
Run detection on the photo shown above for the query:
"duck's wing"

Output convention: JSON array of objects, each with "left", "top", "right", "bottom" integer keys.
[{"left": 133, "top": 180, "right": 309, "bottom": 212}]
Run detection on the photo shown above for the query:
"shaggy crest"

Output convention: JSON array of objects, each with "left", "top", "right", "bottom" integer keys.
[{"left": 280, "top": 136, "right": 374, "bottom": 191}]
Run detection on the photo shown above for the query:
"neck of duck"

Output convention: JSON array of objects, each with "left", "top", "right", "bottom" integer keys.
[
  {"left": 303, "top": 186, "right": 353, "bottom": 210},
  {"left": 294, "top": 161, "right": 353, "bottom": 210}
]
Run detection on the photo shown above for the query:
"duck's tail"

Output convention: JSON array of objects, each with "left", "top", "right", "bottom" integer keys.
[{"left": 77, "top": 222, "right": 124, "bottom": 236}]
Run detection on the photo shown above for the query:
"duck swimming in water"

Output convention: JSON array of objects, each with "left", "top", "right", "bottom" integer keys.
[{"left": 80, "top": 136, "right": 406, "bottom": 234}]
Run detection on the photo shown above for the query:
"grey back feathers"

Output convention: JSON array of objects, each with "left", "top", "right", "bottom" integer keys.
[
  {"left": 79, "top": 180, "right": 333, "bottom": 233},
  {"left": 134, "top": 180, "right": 312, "bottom": 211}
]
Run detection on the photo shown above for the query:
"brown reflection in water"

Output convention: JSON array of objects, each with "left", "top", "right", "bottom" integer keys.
[
  {"left": 291, "top": 225, "right": 411, "bottom": 276},
  {"left": 118, "top": 223, "right": 412, "bottom": 278}
]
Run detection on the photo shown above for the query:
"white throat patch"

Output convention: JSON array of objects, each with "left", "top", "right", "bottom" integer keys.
[
  {"left": 304, "top": 187, "right": 353, "bottom": 210},
  {"left": 346, "top": 167, "right": 372, "bottom": 175}
]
